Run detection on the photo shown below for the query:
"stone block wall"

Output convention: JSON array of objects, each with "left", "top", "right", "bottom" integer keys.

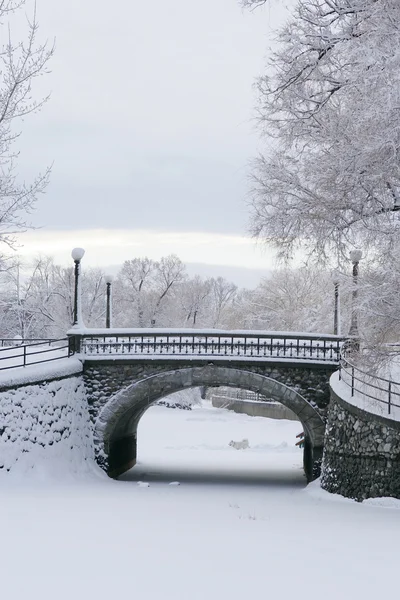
[
  {"left": 321, "top": 388, "right": 400, "bottom": 500},
  {"left": 83, "top": 359, "right": 335, "bottom": 421},
  {"left": 0, "top": 375, "right": 94, "bottom": 474},
  {"left": 83, "top": 362, "right": 176, "bottom": 423},
  {"left": 211, "top": 396, "right": 299, "bottom": 421}
]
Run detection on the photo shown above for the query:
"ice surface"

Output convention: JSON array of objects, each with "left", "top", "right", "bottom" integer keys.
[{"left": 0, "top": 403, "right": 398, "bottom": 600}]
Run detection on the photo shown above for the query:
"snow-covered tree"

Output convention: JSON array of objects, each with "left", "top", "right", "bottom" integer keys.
[
  {"left": 0, "top": 254, "right": 364, "bottom": 342},
  {"left": 114, "top": 258, "right": 156, "bottom": 327},
  {"left": 231, "top": 266, "right": 348, "bottom": 333},
  {"left": 209, "top": 277, "right": 237, "bottom": 328},
  {"left": 0, "top": 257, "right": 107, "bottom": 338},
  {"left": 0, "top": 1, "right": 53, "bottom": 250},
  {"left": 178, "top": 275, "right": 212, "bottom": 327},
  {"left": 245, "top": 0, "right": 400, "bottom": 262},
  {"left": 148, "top": 255, "right": 187, "bottom": 326},
  {"left": 357, "top": 260, "right": 400, "bottom": 351},
  {"left": 113, "top": 255, "right": 187, "bottom": 327},
  {"left": 241, "top": 0, "right": 268, "bottom": 7}
]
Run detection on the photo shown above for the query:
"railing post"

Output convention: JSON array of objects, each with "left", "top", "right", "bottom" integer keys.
[
  {"left": 388, "top": 381, "right": 391, "bottom": 415},
  {"left": 23, "top": 344, "right": 27, "bottom": 367},
  {"left": 351, "top": 366, "right": 355, "bottom": 396},
  {"left": 67, "top": 333, "right": 82, "bottom": 355}
]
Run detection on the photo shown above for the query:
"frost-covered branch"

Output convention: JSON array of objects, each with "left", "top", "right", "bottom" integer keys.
[
  {"left": 0, "top": 1, "right": 54, "bottom": 251},
  {"left": 247, "top": 0, "right": 400, "bottom": 260}
]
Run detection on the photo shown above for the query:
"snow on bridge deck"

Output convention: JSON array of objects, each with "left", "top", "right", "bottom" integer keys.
[
  {"left": 0, "top": 329, "right": 343, "bottom": 391},
  {"left": 73, "top": 328, "right": 343, "bottom": 364},
  {"left": 0, "top": 330, "right": 344, "bottom": 377}
]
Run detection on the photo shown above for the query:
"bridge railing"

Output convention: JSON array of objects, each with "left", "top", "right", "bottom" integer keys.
[
  {"left": 339, "top": 356, "right": 400, "bottom": 416},
  {"left": 0, "top": 338, "right": 71, "bottom": 371},
  {"left": 78, "top": 329, "right": 343, "bottom": 362},
  {"left": 208, "top": 386, "right": 275, "bottom": 403},
  {"left": 0, "top": 338, "right": 63, "bottom": 347}
]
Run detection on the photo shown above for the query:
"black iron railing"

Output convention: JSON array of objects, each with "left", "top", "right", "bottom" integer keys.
[
  {"left": 0, "top": 338, "right": 62, "bottom": 347},
  {"left": 339, "top": 356, "right": 400, "bottom": 416},
  {"left": 210, "top": 386, "right": 273, "bottom": 403},
  {"left": 0, "top": 338, "right": 71, "bottom": 371},
  {"left": 78, "top": 330, "right": 343, "bottom": 363},
  {"left": 0, "top": 330, "right": 344, "bottom": 372}
]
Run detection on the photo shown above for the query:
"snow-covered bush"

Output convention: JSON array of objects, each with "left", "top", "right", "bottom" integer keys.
[{"left": 157, "top": 388, "right": 202, "bottom": 410}]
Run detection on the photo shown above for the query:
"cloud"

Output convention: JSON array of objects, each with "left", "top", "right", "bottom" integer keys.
[
  {"left": 14, "top": 228, "right": 276, "bottom": 272},
  {"left": 14, "top": 0, "right": 289, "bottom": 239}
]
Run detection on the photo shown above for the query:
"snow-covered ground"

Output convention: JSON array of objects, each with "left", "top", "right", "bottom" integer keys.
[
  {"left": 1, "top": 402, "right": 399, "bottom": 600},
  {"left": 0, "top": 340, "right": 70, "bottom": 372},
  {"left": 334, "top": 366, "right": 400, "bottom": 420}
]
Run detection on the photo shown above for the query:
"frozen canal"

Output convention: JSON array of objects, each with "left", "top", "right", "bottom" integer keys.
[{"left": 1, "top": 402, "right": 399, "bottom": 600}]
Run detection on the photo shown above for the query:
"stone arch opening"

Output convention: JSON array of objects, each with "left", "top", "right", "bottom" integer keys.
[{"left": 94, "top": 365, "right": 325, "bottom": 481}]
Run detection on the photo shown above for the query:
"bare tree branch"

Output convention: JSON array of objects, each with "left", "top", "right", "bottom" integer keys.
[{"left": 0, "top": 0, "right": 54, "bottom": 254}]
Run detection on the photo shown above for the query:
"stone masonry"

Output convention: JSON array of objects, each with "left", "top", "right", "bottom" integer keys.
[
  {"left": 84, "top": 359, "right": 335, "bottom": 479},
  {"left": 84, "top": 359, "right": 335, "bottom": 420},
  {"left": 321, "top": 387, "right": 400, "bottom": 500},
  {"left": 0, "top": 373, "right": 93, "bottom": 473}
]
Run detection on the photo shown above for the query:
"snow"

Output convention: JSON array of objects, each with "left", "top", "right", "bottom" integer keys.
[
  {"left": 331, "top": 370, "right": 400, "bottom": 421},
  {"left": 82, "top": 353, "right": 339, "bottom": 365},
  {"left": 78, "top": 329, "right": 341, "bottom": 362},
  {"left": 0, "top": 402, "right": 399, "bottom": 600},
  {"left": 0, "top": 375, "right": 92, "bottom": 473},
  {"left": 68, "top": 326, "right": 344, "bottom": 339},
  {"left": 0, "top": 341, "right": 70, "bottom": 370},
  {"left": 0, "top": 356, "right": 82, "bottom": 388}
]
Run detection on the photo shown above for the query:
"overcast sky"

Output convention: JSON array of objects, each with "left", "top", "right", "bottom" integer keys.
[{"left": 14, "top": 0, "right": 291, "bottom": 285}]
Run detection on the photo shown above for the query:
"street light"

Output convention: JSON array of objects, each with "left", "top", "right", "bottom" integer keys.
[
  {"left": 332, "top": 270, "right": 340, "bottom": 335},
  {"left": 104, "top": 274, "right": 114, "bottom": 328},
  {"left": 348, "top": 249, "right": 363, "bottom": 343},
  {"left": 71, "top": 247, "right": 85, "bottom": 327}
]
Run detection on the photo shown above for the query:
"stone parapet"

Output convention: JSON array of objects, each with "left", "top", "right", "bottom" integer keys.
[
  {"left": 83, "top": 358, "right": 335, "bottom": 419},
  {"left": 321, "top": 386, "right": 400, "bottom": 500},
  {"left": 0, "top": 374, "right": 94, "bottom": 473}
]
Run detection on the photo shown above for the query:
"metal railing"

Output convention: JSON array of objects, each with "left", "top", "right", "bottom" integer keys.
[
  {"left": 79, "top": 330, "right": 343, "bottom": 363},
  {"left": 0, "top": 338, "right": 62, "bottom": 348},
  {"left": 339, "top": 356, "right": 400, "bottom": 416},
  {"left": 1, "top": 329, "right": 398, "bottom": 422},
  {"left": 208, "top": 386, "right": 274, "bottom": 403},
  {"left": 0, "top": 338, "right": 72, "bottom": 371}
]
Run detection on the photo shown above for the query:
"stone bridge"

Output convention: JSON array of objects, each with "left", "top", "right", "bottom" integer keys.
[
  {"left": 76, "top": 329, "right": 342, "bottom": 481},
  {"left": 2, "top": 329, "right": 400, "bottom": 500}
]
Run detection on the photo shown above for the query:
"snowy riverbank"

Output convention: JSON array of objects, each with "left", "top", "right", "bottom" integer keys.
[{"left": 1, "top": 403, "right": 399, "bottom": 600}]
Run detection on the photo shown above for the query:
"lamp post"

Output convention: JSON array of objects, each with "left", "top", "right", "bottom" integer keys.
[
  {"left": 71, "top": 247, "right": 85, "bottom": 327},
  {"left": 348, "top": 249, "right": 362, "bottom": 343},
  {"left": 104, "top": 274, "right": 113, "bottom": 328},
  {"left": 332, "top": 271, "right": 340, "bottom": 335}
]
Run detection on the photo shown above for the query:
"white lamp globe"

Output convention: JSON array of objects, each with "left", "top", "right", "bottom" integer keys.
[
  {"left": 350, "top": 249, "right": 362, "bottom": 263},
  {"left": 71, "top": 247, "right": 85, "bottom": 261},
  {"left": 104, "top": 274, "right": 114, "bottom": 284}
]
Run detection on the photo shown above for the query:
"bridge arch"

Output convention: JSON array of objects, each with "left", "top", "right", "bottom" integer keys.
[{"left": 94, "top": 365, "right": 325, "bottom": 482}]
